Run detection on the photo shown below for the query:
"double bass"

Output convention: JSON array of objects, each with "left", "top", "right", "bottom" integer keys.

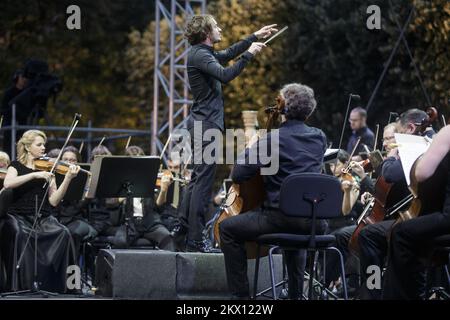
[{"left": 213, "top": 96, "right": 284, "bottom": 259}]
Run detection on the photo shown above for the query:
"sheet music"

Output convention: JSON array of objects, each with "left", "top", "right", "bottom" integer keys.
[
  {"left": 395, "top": 133, "right": 432, "bottom": 185},
  {"left": 325, "top": 148, "right": 339, "bottom": 157},
  {"left": 323, "top": 148, "right": 340, "bottom": 163}
]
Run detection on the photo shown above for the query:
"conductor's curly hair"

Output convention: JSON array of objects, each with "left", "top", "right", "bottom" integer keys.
[{"left": 184, "top": 15, "right": 215, "bottom": 45}]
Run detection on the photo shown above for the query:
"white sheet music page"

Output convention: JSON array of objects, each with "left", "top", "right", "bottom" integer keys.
[
  {"left": 395, "top": 133, "right": 432, "bottom": 185},
  {"left": 325, "top": 148, "right": 339, "bottom": 157}
]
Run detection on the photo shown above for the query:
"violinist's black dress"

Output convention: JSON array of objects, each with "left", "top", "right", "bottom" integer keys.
[{"left": 2, "top": 161, "right": 76, "bottom": 293}]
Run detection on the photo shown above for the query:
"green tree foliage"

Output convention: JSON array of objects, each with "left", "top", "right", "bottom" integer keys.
[
  {"left": 410, "top": 0, "right": 450, "bottom": 107},
  {"left": 1, "top": 0, "right": 448, "bottom": 153},
  {"left": 279, "top": 0, "right": 449, "bottom": 146},
  {"left": 0, "top": 0, "right": 154, "bottom": 138}
]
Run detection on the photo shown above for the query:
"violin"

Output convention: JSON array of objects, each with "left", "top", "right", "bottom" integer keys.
[
  {"left": 355, "top": 156, "right": 382, "bottom": 173},
  {"left": 34, "top": 157, "right": 89, "bottom": 176}
]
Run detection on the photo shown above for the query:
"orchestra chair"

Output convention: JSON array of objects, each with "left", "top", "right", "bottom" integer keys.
[{"left": 252, "top": 173, "right": 348, "bottom": 300}]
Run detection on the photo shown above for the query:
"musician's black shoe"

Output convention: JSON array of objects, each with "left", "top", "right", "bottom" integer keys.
[{"left": 186, "top": 238, "right": 221, "bottom": 253}]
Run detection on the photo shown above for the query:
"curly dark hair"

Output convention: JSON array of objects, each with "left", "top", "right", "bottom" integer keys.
[
  {"left": 280, "top": 83, "right": 317, "bottom": 121},
  {"left": 184, "top": 15, "right": 215, "bottom": 45}
]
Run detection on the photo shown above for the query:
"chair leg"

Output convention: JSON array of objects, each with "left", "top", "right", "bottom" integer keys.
[
  {"left": 252, "top": 245, "right": 261, "bottom": 300},
  {"left": 328, "top": 246, "right": 348, "bottom": 300},
  {"left": 308, "top": 250, "right": 314, "bottom": 300},
  {"left": 445, "top": 264, "right": 450, "bottom": 289},
  {"left": 282, "top": 251, "right": 288, "bottom": 292},
  {"left": 268, "top": 247, "right": 277, "bottom": 300}
]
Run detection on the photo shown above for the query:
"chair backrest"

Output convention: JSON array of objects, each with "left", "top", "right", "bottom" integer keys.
[
  {"left": 0, "top": 188, "right": 14, "bottom": 219},
  {"left": 279, "top": 173, "right": 343, "bottom": 219}
]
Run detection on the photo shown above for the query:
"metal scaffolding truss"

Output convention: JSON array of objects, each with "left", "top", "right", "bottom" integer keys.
[{"left": 152, "top": 0, "right": 206, "bottom": 156}]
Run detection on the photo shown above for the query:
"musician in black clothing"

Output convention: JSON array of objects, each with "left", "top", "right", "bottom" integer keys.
[
  {"left": 56, "top": 146, "right": 97, "bottom": 257},
  {"left": 177, "top": 14, "right": 277, "bottom": 253},
  {"left": 219, "top": 83, "right": 327, "bottom": 299},
  {"left": 2, "top": 130, "right": 80, "bottom": 292},
  {"left": 383, "top": 125, "right": 450, "bottom": 299},
  {"left": 358, "top": 109, "right": 435, "bottom": 300},
  {"left": 122, "top": 146, "right": 175, "bottom": 251},
  {"left": 323, "top": 123, "right": 397, "bottom": 294},
  {"left": 347, "top": 107, "right": 374, "bottom": 160}
]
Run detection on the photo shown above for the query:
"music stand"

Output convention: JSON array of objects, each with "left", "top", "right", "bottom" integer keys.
[
  {"left": 86, "top": 156, "right": 160, "bottom": 245},
  {"left": 55, "top": 169, "right": 90, "bottom": 202}
]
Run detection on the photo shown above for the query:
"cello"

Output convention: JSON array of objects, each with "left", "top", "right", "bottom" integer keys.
[{"left": 213, "top": 96, "right": 284, "bottom": 259}]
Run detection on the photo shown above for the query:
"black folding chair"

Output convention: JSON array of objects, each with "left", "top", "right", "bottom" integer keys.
[{"left": 252, "top": 173, "right": 348, "bottom": 300}]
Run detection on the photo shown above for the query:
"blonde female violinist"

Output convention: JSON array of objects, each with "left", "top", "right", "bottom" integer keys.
[{"left": 1, "top": 130, "right": 80, "bottom": 293}]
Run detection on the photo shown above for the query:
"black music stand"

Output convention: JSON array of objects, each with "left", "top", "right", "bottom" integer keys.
[
  {"left": 86, "top": 156, "right": 160, "bottom": 245},
  {"left": 55, "top": 169, "right": 90, "bottom": 202}
]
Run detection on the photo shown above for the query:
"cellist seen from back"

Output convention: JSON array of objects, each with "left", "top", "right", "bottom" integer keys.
[{"left": 219, "top": 83, "right": 327, "bottom": 300}]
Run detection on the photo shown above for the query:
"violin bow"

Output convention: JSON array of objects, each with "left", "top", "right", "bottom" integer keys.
[
  {"left": 160, "top": 133, "right": 172, "bottom": 161},
  {"left": 125, "top": 135, "right": 132, "bottom": 151},
  {"left": 342, "top": 137, "right": 362, "bottom": 173},
  {"left": 373, "top": 124, "right": 380, "bottom": 151},
  {"left": 45, "top": 113, "right": 82, "bottom": 188},
  {"left": 97, "top": 135, "right": 106, "bottom": 148},
  {"left": 334, "top": 94, "right": 359, "bottom": 175}
]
